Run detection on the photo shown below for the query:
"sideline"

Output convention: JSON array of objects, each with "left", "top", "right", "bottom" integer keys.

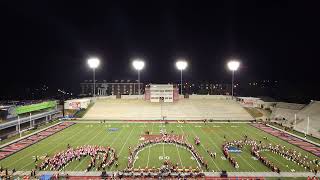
[
  {"left": 68, "top": 120, "right": 252, "bottom": 124},
  {"left": 266, "top": 123, "right": 320, "bottom": 147},
  {"left": 12, "top": 170, "right": 318, "bottom": 178},
  {"left": 0, "top": 121, "right": 62, "bottom": 149}
]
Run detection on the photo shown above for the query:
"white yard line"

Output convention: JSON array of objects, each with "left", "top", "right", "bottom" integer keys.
[
  {"left": 162, "top": 143, "right": 165, "bottom": 157},
  {"left": 110, "top": 127, "right": 135, "bottom": 171},
  {"left": 223, "top": 125, "right": 259, "bottom": 172},
  {"left": 109, "top": 124, "right": 126, "bottom": 146},
  {"left": 74, "top": 123, "right": 126, "bottom": 171},
  {"left": 182, "top": 123, "right": 221, "bottom": 171},
  {"left": 175, "top": 144, "right": 183, "bottom": 167},
  {"left": 12, "top": 124, "right": 85, "bottom": 169},
  {"left": 132, "top": 143, "right": 202, "bottom": 168},
  {"left": 146, "top": 123, "right": 155, "bottom": 167},
  {"left": 175, "top": 125, "right": 186, "bottom": 167},
  {"left": 72, "top": 125, "right": 110, "bottom": 170},
  {"left": 266, "top": 153, "right": 291, "bottom": 171},
  {"left": 245, "top": 125, "right": 299, "bottom": 171},
  {"left": 187, "top": 124, "right": 221, "bottom": 171},
  {"left": 197, "top": 125, "right": 228, "bottom": 168}
]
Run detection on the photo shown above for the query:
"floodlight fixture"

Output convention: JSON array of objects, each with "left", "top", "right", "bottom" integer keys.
[
  {"left": 227, "top": 60, "right": 240, "bottom": 99},
  {"left": 132, "top": 59, "right": 145, "bottom": 71},
  {"left": 175, "top": 59, "right": 188, "bottom": 95},
  {"left": 176, "top": 60, "right": 188, "bottom": 70},
  {"left": 132, "top": 59, "right": 145, "bottom": 95},
  {"left": 227, "top": 60, "right": 240, "bottom": 71},
  {"left": 87, "top": 57, "right": 100, "bottom": 69},
  {"left": 87, "top": 57, "right": 100, "bottom": 97}
]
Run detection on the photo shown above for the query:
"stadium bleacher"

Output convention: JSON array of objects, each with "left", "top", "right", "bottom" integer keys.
[
  {"left": 295, "top": 101, "right": 320, "bottom": 138},
  {"left": 83, "top": 97, "right": 254, "bottom": 120},
  {"left": 271, "top": 101, "right": 320, "bottom": 138},
  {"left": 270, "top": 102, "right": 305, "bottom": 123}
]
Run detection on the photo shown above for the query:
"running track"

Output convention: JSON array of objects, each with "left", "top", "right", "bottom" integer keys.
[
  {"left": 252, "top": 123, "right": 320, "bottom": 157},
  {"left": 0, "top": 122, "right": 74, "bottom": 160}
]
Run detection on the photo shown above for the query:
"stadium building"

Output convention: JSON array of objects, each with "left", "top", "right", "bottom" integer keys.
[
  {"left": 80, "top": 80, "right": 143, "bottom": 96},
  {"left": 144, "top": 84, "right": 179, "bottom": 102}
]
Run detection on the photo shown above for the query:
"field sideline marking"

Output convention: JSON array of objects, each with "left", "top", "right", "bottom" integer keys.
[{"left": 9, "top": 124, "right": 85, "bottom": 169}]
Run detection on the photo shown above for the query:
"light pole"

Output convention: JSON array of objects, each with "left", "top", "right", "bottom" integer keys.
[
  {"left": 227, "top": 60, "right": 240, "bottom": 100},
  {"left": 176, "top": 60, "right": 188, "bottom": 95},
  {"left": 132, "top": 59, "right": 145, "bottom": 95},
  {"left": 87, "top": 57, "right": 100, "bottom": 97}
]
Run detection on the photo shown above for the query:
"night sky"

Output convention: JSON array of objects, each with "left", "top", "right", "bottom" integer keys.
[{"left": 1, "top": 1, "right": 319, "bottom": 100}]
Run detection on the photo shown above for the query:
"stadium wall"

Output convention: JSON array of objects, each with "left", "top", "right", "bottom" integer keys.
[
  {"left": 96, "top": 96, "right": 116, "bottom": 100},
  {"left": 188, "top": 95, "right": 231, "bottom": 100},
  {"left": 121, "top": 95, "right": 144, "bottom": 99}
]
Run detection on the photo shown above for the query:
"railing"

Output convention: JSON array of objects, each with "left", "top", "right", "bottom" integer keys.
[{"left": 0, "top": 109, "right": 61, "bottom": 130}]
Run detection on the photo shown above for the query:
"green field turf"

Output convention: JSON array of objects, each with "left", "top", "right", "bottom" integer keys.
[{"left": 0, "top": 122, "right": 318, "bottom": 172}]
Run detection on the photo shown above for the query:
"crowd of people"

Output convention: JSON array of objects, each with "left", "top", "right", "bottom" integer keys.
[
  {"left": 251, "top": 141, "right": 319, "bottom": 174},
  {"left": 0, "top": 167, "right": 9, "bottom": 179},
  {"left": 222, "top": 139, "right": 319, "bottom": 174},
  {"left": 111, "top": 170, "right": 205, "bottom": 179},
  {"left": 222, "top": 141, "right": 240, "bottom": 169},
  {"left": 127, "top": 134, "right": 208, "bottom": 172},
  {"left": 37, "top": 145, "right": 117, "bottom": 171}
]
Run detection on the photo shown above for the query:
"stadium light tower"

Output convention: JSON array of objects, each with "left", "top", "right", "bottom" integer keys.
[
  {"left": 132, "top": 59, "right": 145, "bottom": 95},
  {"left": 176, "top": 59, "right": 188, "bottom": 95},
  {"left": 87, "top": 57, "right": 100, "bottom": 97},
  {"left": 227, "top": 60, "right": 240, "bottom": 100}
]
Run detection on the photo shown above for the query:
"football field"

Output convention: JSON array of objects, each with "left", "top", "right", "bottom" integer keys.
[{"left": 0, "top": 122, "right": 318, "bottom": 173}]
